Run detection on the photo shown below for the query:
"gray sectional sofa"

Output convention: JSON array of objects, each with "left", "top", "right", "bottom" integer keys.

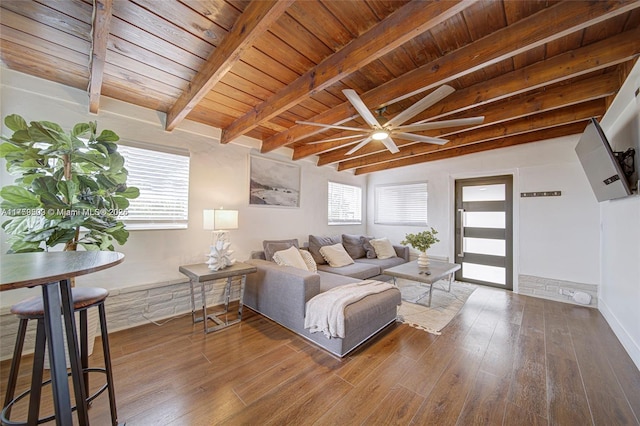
[{"left": 244, "top": 235, "right": 409, "bottom": 357}]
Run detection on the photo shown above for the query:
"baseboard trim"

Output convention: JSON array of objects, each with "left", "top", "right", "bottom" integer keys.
[{"left": 598, "top": 297, "right": 640, "bottom": 371}]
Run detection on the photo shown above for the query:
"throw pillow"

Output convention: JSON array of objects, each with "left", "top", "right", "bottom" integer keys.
[
  {"left": 319, "top": 243, "right": 355, "bottom": 267},
  {"left": 342, "top": 234, "right": 366, "bottom": 259},
  {"left": 369, "top": 237, "right": 397, "bottom": 260},
  {"left": 299, "top": 249, "right": 318, "bottom": 273},
  {"left": 272, "top": 246, "right": 309, "bottom": 271},
  {"left": 363, "top": 236, "right": 377, "bottom": 259},
  {"left": 263, "top": 239, "right": 299, "bottom": 262},
  {"left": 308, "top": 234, "right": 341, "bottom": 264}
]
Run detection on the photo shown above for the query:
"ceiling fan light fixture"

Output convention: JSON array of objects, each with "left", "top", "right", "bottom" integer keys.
[{"left": 371, "top": 129, "right": 389, "bottom": 140}]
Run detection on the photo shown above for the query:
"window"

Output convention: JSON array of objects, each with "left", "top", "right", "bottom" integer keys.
[
  {"left": 328, "top": 181, "right": 362, "bottom": 225},
  {"left": 375, "top": 182, "right": 427, "bottom": 226},
  {"left": 118, "top": 144, "right": 190, "bottom": 230}
]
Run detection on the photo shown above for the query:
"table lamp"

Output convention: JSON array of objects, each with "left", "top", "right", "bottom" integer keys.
[{"left": 203, "top": 208, "right": 238, "bottom": 270}]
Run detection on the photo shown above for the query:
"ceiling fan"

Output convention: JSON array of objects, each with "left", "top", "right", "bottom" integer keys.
[{"left": 297, "top": 85, "right": 484, "bottom": 155}]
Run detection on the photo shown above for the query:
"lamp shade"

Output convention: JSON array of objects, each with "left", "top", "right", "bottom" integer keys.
[
  {"left": 203, "top": 209, "right": 215, "bottom": 230},
  {"left": 214, "top": 209, "right": 238, "bottom": 230}
]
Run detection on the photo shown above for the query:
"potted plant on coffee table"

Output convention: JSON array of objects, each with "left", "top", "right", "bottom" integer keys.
[{"left": 402, "top": 227, "right": 440, "bottom": 268}]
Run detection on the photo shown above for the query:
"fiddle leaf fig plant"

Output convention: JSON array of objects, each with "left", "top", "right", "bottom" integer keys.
[
  {"left": 401, "top": 227, "right": 440, "bottom": 253},
  {"left": 0, "top": 114, "right": 139, "bottom": 253}
]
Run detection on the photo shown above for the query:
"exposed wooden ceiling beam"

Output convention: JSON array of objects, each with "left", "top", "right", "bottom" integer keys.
[
  {"left": 165, "top": 0, "right": 292, "bottom": 132},
  {"left": 88, "top": 0, "right": 112, "bottom": 114},
  {"left": 265, "top": 0, "right": 640, "bottom": 153},
  {"left": 410, "top": 30, "right": 640, "bottom": 124},
  {"left": 218, "top": 0, "right": 471, "bottom": 145},
  {"left": 344, "top": 100, "right": 605, "bottom": 174},
  {"left": 353, "top": 122, "right": 589, "bottom": 175}
]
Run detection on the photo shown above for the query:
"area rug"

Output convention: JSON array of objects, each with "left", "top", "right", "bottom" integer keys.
[{"left": 396, "top": 278, "right": 477, "bottom": 335}]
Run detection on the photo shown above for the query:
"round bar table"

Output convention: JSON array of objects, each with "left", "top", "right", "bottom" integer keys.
[{"left": 1, "top": 251, "right": 124, "bottom": 426}]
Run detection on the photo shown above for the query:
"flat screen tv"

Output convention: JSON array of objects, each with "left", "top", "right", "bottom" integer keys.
[{"left": 575, "top": 117, "right": 632, "bottom": 202}]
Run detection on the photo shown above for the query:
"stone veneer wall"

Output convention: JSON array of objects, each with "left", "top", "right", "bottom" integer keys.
[
  {"left": 0, "top": 277, "right": 242, "bottom": 361},
  {"left": 518, "top": 274, "right": 598, "bottom": 308}
]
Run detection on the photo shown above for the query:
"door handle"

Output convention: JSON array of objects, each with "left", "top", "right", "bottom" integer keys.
[{"left": 457, "top": 208, "right": 464, "bottom": 258}]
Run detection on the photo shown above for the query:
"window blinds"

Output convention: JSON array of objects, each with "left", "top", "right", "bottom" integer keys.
[
  {"left": 118, "top": 145, "right": 190, "bottom": 229},
  {"left": 328, "top": 181, "right": 362, "bottom": 225},
  {"left": 375, "top": 182, "right": 428, "bottom": 225}
]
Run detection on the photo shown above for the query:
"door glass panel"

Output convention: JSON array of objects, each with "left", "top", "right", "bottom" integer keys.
[
  {"left": 464, "top": 211, "right": 505, "bottom": 228},
  {"left": 464, "top": 237, "right": 505, "bottom": 256},
  {"left": 462, "top": 184, "right": 505, "bottom": 202},
  {"left": 462, "top": 262, "right": 506, "bottom": 285}
]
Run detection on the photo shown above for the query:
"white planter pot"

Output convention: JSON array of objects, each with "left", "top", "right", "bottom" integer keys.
[
  {"left": 44, "top": 307, "right": 99, "bottom": 369},
  {"left": 417, "top": 251, "right": 430, "bottom": 268}
]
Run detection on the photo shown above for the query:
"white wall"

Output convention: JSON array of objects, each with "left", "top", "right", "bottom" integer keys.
[
  {"left": 0, "top": 69, "right": 367, "bottom": 307},
  {"left": 518, "top": 160, "right": 601, "bottom": 283},
  {"left": 598, "top": 60, "right": 640, "bottom": 369},
  {"left": 366, "top": 136, "right": 602, "bottom": 292}
]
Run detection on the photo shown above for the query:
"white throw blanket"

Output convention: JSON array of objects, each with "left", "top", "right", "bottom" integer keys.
[{"left": 304, "top": 280, "right": 395, "bottom": 339}]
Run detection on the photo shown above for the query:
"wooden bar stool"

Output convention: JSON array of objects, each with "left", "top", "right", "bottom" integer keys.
[{"left": 1, "top": 287, "right": 119, "bottom": 426}]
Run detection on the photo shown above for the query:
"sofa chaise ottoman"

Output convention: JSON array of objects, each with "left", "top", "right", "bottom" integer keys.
[{"left": 244, "top": 258, "right": 401, "bottom": 357}]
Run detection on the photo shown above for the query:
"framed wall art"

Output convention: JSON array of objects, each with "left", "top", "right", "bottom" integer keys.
[{"left": 249, "top": 155, "right": 301, "bottom": 207}]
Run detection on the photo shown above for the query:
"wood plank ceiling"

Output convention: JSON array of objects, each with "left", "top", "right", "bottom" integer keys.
[{"left": 1, "top": 0, "right": 639, "bottom": 175}]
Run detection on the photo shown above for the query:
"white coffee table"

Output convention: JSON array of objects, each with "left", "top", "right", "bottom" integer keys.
[{"left": 383, "top": 260, "right": 461, "bottom": 307}]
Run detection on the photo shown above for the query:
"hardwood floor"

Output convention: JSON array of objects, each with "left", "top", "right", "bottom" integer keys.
[{"left": 1, "top": 286, "right": 639, "bottom": 425}]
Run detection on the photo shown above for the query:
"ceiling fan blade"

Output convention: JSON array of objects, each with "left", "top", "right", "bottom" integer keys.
[
  {"left": 386, "top": 85, "right": 455, "bottom": 128},
  {"left": 380, "top": 136, "right": 399, "bottom": 154},
  {"left": 395, "top": 116, "right": 485, "bottom": 132},
  {"left": 296, "top": 120, "right": 370, "bottom": 133},
  {"left": 394, "top": 132, "right": 449, "bottom": 145},
  {"left": 305, "top": 134, "right": 368, "bottom": 144},
  {"left": 346, "top": 136, "right": 373, "bottom": 155},
  {"left": 342, "top": 89, "right": 380, "bottom": 128}
]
